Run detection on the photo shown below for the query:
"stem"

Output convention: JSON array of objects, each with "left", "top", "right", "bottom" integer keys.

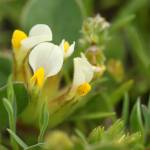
[{"left": 38, "top": 128, "right": 45, "bottom": 143}]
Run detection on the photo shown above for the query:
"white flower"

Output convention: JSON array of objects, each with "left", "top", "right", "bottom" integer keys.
[
  {"left": 72, "top": 53, "right": 94, "bottom": 96},
  {"left": 81, "top": 52, "right": 106, "bottom": 75},
  {"left": 60, "top": 39, "right": 75, "bottom": 58},
  {"left": 21, "top": 24, "right": 52, "bottom": 50},
  {"left": 29, "top": 42, "right": 63, "bottom": 87}
]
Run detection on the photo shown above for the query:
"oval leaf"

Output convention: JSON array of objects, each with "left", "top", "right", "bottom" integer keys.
[{"left": 21, "top": 0, "right": 83, "bottom": 42}]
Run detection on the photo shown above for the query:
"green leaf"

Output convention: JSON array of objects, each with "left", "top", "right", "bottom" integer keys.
[
  {"left": 142, "top": 104, "right": 150, "bottom": 141},
  {"left": 130, "top": 98, "right": 144, "bottom": 134},
  {"left": 71, "top": 112, "right": 115, "bottom": 120},
  {"left": 7, "top": 129, "right": 44, "bottom": 150},
  {"left": 7, "top": 129, "right": 28, "bottom": 149},
  {"left": 110, "top": 80, "right": 133, "bottom": 106},
  {"left": 142, "top": 105, "right": 149, "bottom": 127},
  {"left": 116, "top": 0, "right": 148, "bottom": 19},
  {"left": 3, "top": 98, "right": 19, "bottom": 150},
  {"left": 25, "top": 143, "right": 45, "bottom": 150},
  {"left": 21, "top": 0, "right": 83, "bottom": 42},
  {"left": 13, "top": 82, "right": 29, "bottom": 114},
  {"left": 3, "top": 98, "right": 15, "bottom": 131},
  {"left": 89, "top": 126, "right": 104, "bottom": 143},
  {"left": 38, "top": 102, "right": 49, "bottom": 142},
  {"left": 125, "top": 26, "right": 150, "bottom": 69},
  {"left": 75, "top": 129, "right": 88, "bottom": 145},
  {"left": 122, "top": 93, "right": 129, "bottom": 126},
  {"left": 0, "top": 55, "right": 12, "bottom": 87},
  {"left": 7, "top": 76, "right": 15, "bottom": 104},
  {"left": 105, "top": 120, "right": 124, "bottom": 139},
  {"left": 0, "top": 82, "right": 29, "bottom": 130},
  {"left": 111, "top": 14, "right": 135, "bottom": 32}
]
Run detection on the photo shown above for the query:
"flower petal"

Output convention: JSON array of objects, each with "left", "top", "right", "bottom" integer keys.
[
  {"left": 21, "top": 35, "right": 51, "bottom": 50},
  {"left": 29, "top": 42, "right": 63, "bottom": 77},
  {"left": 60, "top": 39, "right": 65, "bottom": 50},
  {"left": 65, "top": 41, "right": 75, "bottom": 58},
  {"left": 29, "top": 24, "right": 52, "bottom": 39},
  {"left": 21, "top": 24, "right": 52, "bottom": 50},
  {"left": 73, "top": 56, "right": 93, "bottom": 87},
  {"left": 60, "top": 40, "right": 75, "bottom": 58}
]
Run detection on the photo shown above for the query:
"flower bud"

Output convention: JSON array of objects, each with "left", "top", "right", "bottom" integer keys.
[
  {"left": 45, "top": 131, "right": 74, "bottom": 150},
  {"left": 107, "top": 59, "right": 125, "bottom": 82},
  {"left": 86, "top": 46, "right": 106, "bottom": 65}
]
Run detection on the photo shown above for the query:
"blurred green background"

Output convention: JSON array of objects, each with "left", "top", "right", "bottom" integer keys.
[{"left": 0, "top": 0, "right": 150, "bottom": 149}]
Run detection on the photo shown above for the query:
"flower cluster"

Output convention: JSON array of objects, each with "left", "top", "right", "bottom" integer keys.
[
  {"left": 11, "top": 24, "right": 104, "bottom": 99},
  {"left": 10, "top": 23, "right": 108, "bottom": 128}
]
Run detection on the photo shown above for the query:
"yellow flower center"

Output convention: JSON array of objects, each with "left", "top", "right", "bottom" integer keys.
[
  {"left": 11, "top": 30, "right": 27, "bottom": 49},
  {"left": 31, "top": 67, "right": 45, "bottom": 88},
  {"left": 77, "top": 82, "right": 91, "bottom": 96},
  {"left": 63, "top": 41, "right": 70, "bottom": 53}
]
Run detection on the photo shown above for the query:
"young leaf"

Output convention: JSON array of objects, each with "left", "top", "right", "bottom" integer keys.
[
  {"left": 25, "top": 143, "right": 45, "bottom": 150},
  {"left": 7, "top": 75, "right": 15, "bottom": 104},
  {"left": 75, "top": 129, "right": 88, "bottom": 145},
  {"left": 71, "top": 112, "right": 115, "bottom": 120},
  {"left": 105, "top": 120, "right": 124, "bottom": 139},
  {"left": 38, "top": 102, "right": 49, "bottom": 142},
  {"left": 142, "top": 104, "right": 150, "bottom": 143},
  {"left": 7, "top": 129, "right": 28, "bottom": 149},
  {"left": 89, "top": 126, "right": 104, "bottom": 143},
  {"left": 3, "top": 98, "right": 15, "bottom": 131},
  {"left": 126, "top": 26, "right": 150, "bottom": 69},
  {"left": 122, "top": 93, "right": 129, "bottom": 126},
  {"left": 130, "top": 98, "right": 144, "bottom": 134}
]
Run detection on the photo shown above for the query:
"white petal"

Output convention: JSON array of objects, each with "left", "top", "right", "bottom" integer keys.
[
  {"left": 73, "top": 56, "right": 93, "bottom": 87},
  {"left": 60, "top": 39, "right": 65, "bottom": 47},
  {"left": 59, "top": 40, "right": 75, "bottom": 58},
  {"left": 21, "top": 35, "right": 51, "bottom": 50},
  {"left": 80, "top": 53, "right": 88, "bottom": 61},
  {"left": 73, "top": 58, "right": 85, "bottom": 86},
  {"left": 21, "top": 24, "right": 52, "bottom": 50},
  {"left": 29, "top": 42, "right": 63, "bottom": 77},
  {"left": 29, "top": 24, "right": 52, "bottom": 40},
  {"left": 64, "top": 41, "right": 75, "bottom": 58},
  {"left": 59, "top": 39, "right": 65, "bottom": 53}
]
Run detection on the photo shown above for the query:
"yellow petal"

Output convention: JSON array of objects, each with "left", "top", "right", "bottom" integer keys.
[
  {"left": 11, "top": 30, "right": 27, "bottom": 49},
  {"left": 77, "top": 82, "right": 91, "bottom": 96},
  {"left": 31, "top": 67, "right": 45, "bottom": 88},
  {"left": 63, "top": 41, "right": 70, "bottom": 53}
]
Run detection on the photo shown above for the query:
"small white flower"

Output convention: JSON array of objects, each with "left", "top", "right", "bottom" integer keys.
[
  {"left": 72, "top": 53, "right": 94, "bottom": 96},
  {"left": 60, "top": 39, "right": 75, "bottom": 58},
  {"left": 21, "top": 24, "right": 52, "bottom": 50},
  {"left": 81, "top": 52, "right": 106, "bottom": 74},
  {"left": 29, "top": 42, "right": 63, "bottom": 87}
]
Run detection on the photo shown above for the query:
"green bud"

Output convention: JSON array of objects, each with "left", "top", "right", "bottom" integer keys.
[
  {"left": 86, "top": 46, "right": 106, "bottom": 65},
  {"left": 45, "top": 131, "right": 74, "bottom": 150},
  {"left": 107, "top": 59, "right": 125, "bottom": 82}
]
